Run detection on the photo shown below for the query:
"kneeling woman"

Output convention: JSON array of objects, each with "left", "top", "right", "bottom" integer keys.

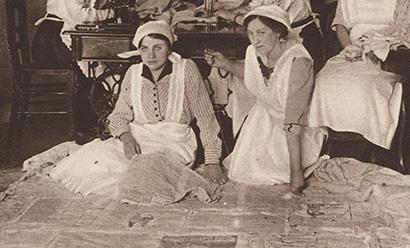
[
  {"left": 50, "top": 21, "right": 227, "bottom": 203},
  {"left": 205, "top": 6, "right": 315, "bottom": 194}
]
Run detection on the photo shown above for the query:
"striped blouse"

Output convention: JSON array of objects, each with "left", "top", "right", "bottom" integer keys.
[{"left": 108, "top": 59, "right": 222, "bottom": 164}]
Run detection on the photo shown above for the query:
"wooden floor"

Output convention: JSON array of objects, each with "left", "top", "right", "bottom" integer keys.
[
  {"left": 1, "top": 170, "right": 409, "bottom": 248},
  {"left": 0, "top": 115, "right": 71, "bottom": 192},
  {"left": 1, "top": 112, "right": 410, "bottom": 248}
]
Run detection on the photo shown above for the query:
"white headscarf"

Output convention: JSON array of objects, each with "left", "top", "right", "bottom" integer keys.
[
  {"left": 244, "top": 4, "right": 291, "bottom": 30},
  {"left": 118, "top": 20, "right": 175, "bottom": 58}
]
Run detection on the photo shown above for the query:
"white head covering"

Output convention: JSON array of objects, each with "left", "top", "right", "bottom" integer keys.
[
  {"left": 118, "top": 20, "right": 175, "bottom": 58},
  {"left": 243, "top": 5, "right": 291, "bottom": 30}
]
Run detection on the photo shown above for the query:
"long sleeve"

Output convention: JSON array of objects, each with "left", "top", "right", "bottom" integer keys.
[
  {"left": 184, "top": 60, "right": 222, "bottom": 164},
  {"left": 64, "top": 0, "right": 114, "bottom": 24},
  {"left": 284, "top": 57, "right": 314, "bottom": 134},
  {"left": 108, "top": 66, "right": 134, "bottom": 138}
]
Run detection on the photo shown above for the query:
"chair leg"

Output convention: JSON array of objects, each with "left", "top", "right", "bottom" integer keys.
[
  {"left": 7, "top": 89, "right": 22, "bottom": 147},
  {"left": 15, "top": 73, "right": 33, "bottom": 142},
  {"left": 16, "top": 93, "right": 30, "bottom": 138}
]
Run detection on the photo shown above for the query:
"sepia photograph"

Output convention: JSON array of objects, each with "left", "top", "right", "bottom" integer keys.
[{"left": 0, "top": 0, "right": 409, "bottom": 247}]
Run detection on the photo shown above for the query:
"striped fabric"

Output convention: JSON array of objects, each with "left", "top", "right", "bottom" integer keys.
[{"left": 108, "top": 59, "right": 221, "bottom": 164}]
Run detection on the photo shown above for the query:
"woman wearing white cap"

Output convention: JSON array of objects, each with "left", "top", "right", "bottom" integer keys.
[
  {"left": 212, "top": 0, "right": 324, "bottom": 72},
  {"left": 205, "top": 5, "right": 316, "bottom": 195},
  {"left": 49, "top": 20, "right": 227, "bottom": 203}
]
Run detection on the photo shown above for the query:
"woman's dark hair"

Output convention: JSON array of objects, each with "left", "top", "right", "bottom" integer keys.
[
  {"left": 138, "top": 33, "right": 172, "bottom": 49},
  {"left": 244, "top": 15, "right": 288, "bottom": 39}
]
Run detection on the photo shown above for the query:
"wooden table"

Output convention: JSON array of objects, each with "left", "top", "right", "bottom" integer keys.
[{"left": 66, "top": 22, "right": 248, "bottom": 62}]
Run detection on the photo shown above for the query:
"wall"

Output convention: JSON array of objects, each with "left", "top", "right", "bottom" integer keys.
[{"left": 0, "top": 0, "right": 46, "bottom": 106}]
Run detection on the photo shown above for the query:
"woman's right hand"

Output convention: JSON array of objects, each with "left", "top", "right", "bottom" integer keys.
[
  {"left": 119, "top": 132, "right": 141, "bottom": 159},
  {"left": 204, "top": 49, "right": 229, "bottom": 70}
]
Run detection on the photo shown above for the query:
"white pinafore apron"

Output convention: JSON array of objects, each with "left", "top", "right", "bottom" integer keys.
[
  {"left": 50, "top": 53, "right": 197, "bottom": 197},
  {"left": 226, "top": 44, "right": 314, "bottom": 185}
]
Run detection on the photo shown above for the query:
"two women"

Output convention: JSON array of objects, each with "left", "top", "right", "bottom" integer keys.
[
  {"left": 206, "top": 5, "right": 317, "bottom": 194},
  {"left": 51, "top": 6, "right": 317, "bottom": 200},
  {"left": 50, "top": 20, "right": 226, "bottom": 204}
]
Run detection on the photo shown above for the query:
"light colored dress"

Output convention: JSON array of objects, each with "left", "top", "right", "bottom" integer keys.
[
  {"left": 225, "top": 42, "right": 319, "bottom": 185},
  {"left": 50, "top": 53, "right": 201, "bottom": 199},
  {"left": 308, "top": 0, "right": 403, "bottom": 149}
]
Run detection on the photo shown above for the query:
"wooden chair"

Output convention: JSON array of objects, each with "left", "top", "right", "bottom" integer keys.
[
  {"left": 323, "top": 97, "right": 406, "bottom": 173},
  {"left": 5, "top": 0, "right": 73, "bottom": 146}
]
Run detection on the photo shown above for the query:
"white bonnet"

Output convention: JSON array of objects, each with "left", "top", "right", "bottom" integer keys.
[
  {"left": 244, "top": 5, "right": 291, "bottom": 30},
  {"left": 118, "top": 20, "right": 174, "bottom": 58}
]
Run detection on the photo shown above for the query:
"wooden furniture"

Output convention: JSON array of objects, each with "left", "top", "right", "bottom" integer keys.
[
  {"left": 5, "top": 0, "right": 73, "bottom": 146},
  {"left": 383, "top": 48, "right": 410, "bottom": 174},
  {"left": 67, "top": 23, "right": 247, "bottom": 64}
]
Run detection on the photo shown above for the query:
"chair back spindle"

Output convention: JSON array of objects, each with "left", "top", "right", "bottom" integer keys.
[{"left": 5, "top": 0, "right": 31, "bottom": 73}]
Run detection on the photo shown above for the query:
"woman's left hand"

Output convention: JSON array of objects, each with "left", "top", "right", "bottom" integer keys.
[
  {"left": 202, "top": 163, "right": 227, "bottom": 185},
  {"left": 204, "top": 50, "right": 230, "bottom": 70}
]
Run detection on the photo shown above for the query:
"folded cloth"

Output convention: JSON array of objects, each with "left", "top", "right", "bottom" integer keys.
[
  {"left": 119, "top": 151, "right": 221, "bottom": 205},
  {"left": 171, "top": 9, "right": 218, "bottom": 27},
  {"left": 362, "top": 32, "right": 406, "bottom": 61},
  {"left": 133, "top": 0, "right": 172, "bottom": 19},
  {"left": 312, "top": 157, "right": 382, "bottom": 187},
  {"left": 22, "top": 141, "right": 80, "bottom": 172},
  {"left": 311, "top": 157, "right": 410, "bottom": 226}
]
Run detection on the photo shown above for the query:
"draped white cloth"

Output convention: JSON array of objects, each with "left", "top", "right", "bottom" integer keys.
[
  {"left": 50, "top": 53, "right": 197, "bottom": 198},
  {"left": 35, "top": 0, "right": 114, "bottom": 48},
  {"left": 308, "top": 0, "right": 402, "bottom": 150}
]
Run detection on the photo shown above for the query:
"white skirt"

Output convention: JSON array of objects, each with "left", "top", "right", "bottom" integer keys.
[
  {"left": 50, "top": 122, "right": 197, "bottom": 199},
  {"left": 49, "top": 138, "right": 129, "bottom": 198},
  {"left": 308, "top": 55, "right": 402, "bottom": 149}
]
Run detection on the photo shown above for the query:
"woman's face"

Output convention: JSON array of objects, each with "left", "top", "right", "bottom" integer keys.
[
  {"left": 139, "top": 36, "right": 171, "bottom": 72},
  {"left": 247, "top": 18, "right": 280, "bottom": 57}
]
